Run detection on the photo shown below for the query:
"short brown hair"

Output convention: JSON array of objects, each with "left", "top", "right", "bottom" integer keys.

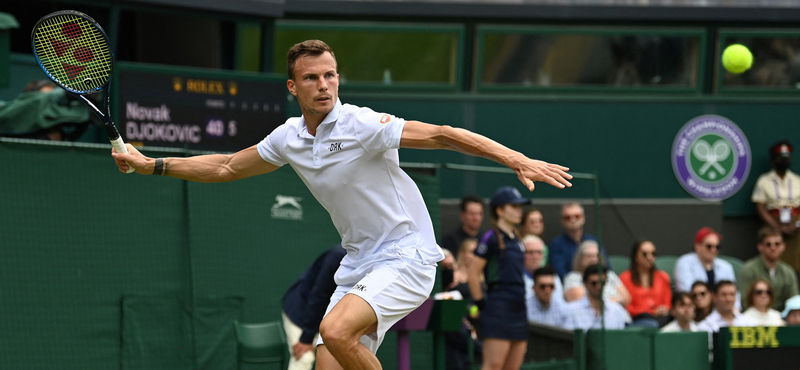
[
  {"left": 287, "top": 40, "right": 336, "bottom": 80},
  {"left": 758, "top": 226, "right": 783, "bottom": 244}
]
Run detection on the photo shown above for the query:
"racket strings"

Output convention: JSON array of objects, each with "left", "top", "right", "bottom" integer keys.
[{"left": 33, "top": 14, "right": 112, "bottom": 93}]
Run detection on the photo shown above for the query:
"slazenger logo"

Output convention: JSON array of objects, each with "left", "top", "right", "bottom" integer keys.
[
  {"left": 672, "top": 115, "right": 751, "bottom": 201},
  {"left": 270, "top": 195, "right": 303, "bottom": 220}
]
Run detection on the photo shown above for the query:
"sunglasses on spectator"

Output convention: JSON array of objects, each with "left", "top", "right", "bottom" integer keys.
[
  {"left": 704, "top": 243, "right": 721, "bottom": 250},
  {"left": 692, "top": 291, "right": 707, "bottom": 299},
  {"left": 537, "top": 284, "right": 555, "bottom": 290},
  {"left": 639, "top": 251, "right": 657, "bottom": 257},
  {"left": 563, "top": 214, "right": 582, "bottom": 221},
  {"left": 762, "top": 242, "right": 783, "bottom": 248},
  {"left": 755, "top": 289, "right": 772, "bottom": 296},
  {"left": 587, "top": 280, "right": 602, "bottom": 287}
]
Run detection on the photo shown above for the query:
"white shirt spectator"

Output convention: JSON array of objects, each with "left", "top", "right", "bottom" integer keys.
[
  {"left": 524, "top": 272, "right": 564, "bottom": 305},
  {"left": 563, "top": 270, "right": 624, "bottom": 302},
  {"left": 527, "top": 292, "right": 571, "bottom": 328},
  {"left": 673, "top": 253, "right": 737, "bottom": 292},
  {"left": 742, "top": 307, "right": 785, "bottom": 327},
  {"left": 698, "top": 310, "right": 758, "bottom": 332},
  {"left": 660, "top": 320, "right": 701, "bottom": 333},
  {"left": 564, "top": 296, "right": 629, "bottom": 331}
]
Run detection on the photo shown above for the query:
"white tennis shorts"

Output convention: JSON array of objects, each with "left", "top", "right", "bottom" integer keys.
[{"left": 316, "top": 246, "right": 437, "bottom": 353}]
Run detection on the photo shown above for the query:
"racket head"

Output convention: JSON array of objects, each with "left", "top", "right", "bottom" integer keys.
[{"left": 31, "top": 10, "right": 114, "bottom": 95}]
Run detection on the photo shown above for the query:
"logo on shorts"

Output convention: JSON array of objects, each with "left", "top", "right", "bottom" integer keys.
[
  {"left": 353, "top": 284, "right": 367, "bottom": 292},
  {"left": 270, "top": 195, "right": 303, "bottom": 220},
  {"left": 671, "top": 115, "right": 751, "bottom": 201},
  {"left": 380, "top": 114, "right": 391, "bottom": 124}
]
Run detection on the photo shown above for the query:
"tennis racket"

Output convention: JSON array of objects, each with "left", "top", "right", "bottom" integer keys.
[{"left": 31, "top": 10, "right": 134, "bottom": 173}]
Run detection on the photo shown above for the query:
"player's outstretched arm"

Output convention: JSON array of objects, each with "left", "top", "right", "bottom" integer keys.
[
  {"left": 111, "top": 144, "right": 279, "bottom": 183},
  {"left": 400, "top": 120, "right": 572, "bottom": 191}
]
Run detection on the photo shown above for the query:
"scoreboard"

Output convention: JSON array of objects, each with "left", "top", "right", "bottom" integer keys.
[
  {"left": 715, "top": 326, "right": 800, "bottom": 370},
  {"left": 114, "top": 63, "right": 286, "bottom": 152}
]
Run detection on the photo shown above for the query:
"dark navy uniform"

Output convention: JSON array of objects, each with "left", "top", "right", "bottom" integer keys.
[{"left": 474, "top": 228, "right": 527, "bottom": 340}]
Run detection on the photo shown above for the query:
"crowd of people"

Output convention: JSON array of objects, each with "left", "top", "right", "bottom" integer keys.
[{"left": 439, "top": 184, "right": 800, "bottom": 370}]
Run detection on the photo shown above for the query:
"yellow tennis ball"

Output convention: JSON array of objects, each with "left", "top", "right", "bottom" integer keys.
[
  {"left": 469, "top": 305, "right": 479, "bottom": 317},
  {"left": 722, "top": 44, "right": 753, "bottom": 74}
]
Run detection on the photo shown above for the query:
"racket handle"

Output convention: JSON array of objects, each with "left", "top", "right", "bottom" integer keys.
[{"left": 111, "top": 137, "right": 136, "bottom": 174}]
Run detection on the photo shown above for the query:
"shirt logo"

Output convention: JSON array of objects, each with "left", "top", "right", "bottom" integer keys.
[
  {"left": 270, "top": 195, "right": 303, "bottom": 221},
  {"left": 672, "top": 115, "right": 751, "bottom": 201},
  {"left": 353, "top": 284, "right": 367, "bottom": 292},
  {"left": 380, "top": 114, "right": 391, "bottom": 124},
  {"left": 329, "top": 142, "right": 343, "bottom": 152}
]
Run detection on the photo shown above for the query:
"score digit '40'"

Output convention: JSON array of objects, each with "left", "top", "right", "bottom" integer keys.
[{"left": 205, "top": 119, "right": 237, "bottom": 137}]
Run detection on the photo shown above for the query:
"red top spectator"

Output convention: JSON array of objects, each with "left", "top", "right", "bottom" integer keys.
[{"left": 619, "top": 240, "right": 673, "bottom": 318}]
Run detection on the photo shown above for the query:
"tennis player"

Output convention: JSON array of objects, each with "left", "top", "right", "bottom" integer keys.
[{"left": 112, "top": 39, "right": 572, "bottom": 370}]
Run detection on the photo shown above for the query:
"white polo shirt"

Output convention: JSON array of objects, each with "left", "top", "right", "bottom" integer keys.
[{"left": 257, "top": 99, "right": 444, "bottom": 266}]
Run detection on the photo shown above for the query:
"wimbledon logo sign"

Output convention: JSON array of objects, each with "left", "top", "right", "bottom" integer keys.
[{"left": 672, "top": 115, "right": 751, "bottom": 201}]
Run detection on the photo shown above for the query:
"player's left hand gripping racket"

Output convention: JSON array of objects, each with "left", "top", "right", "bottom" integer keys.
[{"left": 31, "top": 10, "right": 135, "bottom": 173}]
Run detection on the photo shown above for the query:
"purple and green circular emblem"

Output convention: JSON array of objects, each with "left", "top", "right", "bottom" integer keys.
[{"left": 672, "top": 115, "right": 751, "bottom": 201}]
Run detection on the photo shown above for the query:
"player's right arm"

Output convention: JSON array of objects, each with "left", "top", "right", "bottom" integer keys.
[{"left": 112, "top": 144, "right": 279, "bottom": 182}]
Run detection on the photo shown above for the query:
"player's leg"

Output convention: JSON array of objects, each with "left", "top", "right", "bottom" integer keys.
[
  {"left": 481, "top": 338, "right": 511, "bottom": 370},
  {"left": 315, "top": 344, "right": 345, "bottom": 370},
  {"left": 501, "top": 340, "right": 527, "bottom": 370},
  {"left": 317, "top": 293, "right": 382, "bottom": 370},
  {"left": 281, "top": 312, "right": 317, "bottom": 370}
]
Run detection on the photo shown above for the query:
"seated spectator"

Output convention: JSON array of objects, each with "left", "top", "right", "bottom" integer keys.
[
  {"left": 661, "top": 292, "right": 700, "bottom": 332},
  {"left": 442, "top": 195, "right": 484, "bottom": 258},
  {"left": 619, "top": 240, "right": 672, "bottom": 328},
  {"left": 520, "top": 208, "right": 547, "bottom": 265},
  {"left": 742, "top": 279, "right": 785, "bottom": 326},
  {"left": 691, "top": 281, "right": 714, "bottom": 322},
  {"left": 564, "top": 240, "right": 630, "bottom": 307},
  {"left": 0, "top": 80, "right": 92, "bottom": 141},
  {"left": 523, "top": 235, "right": 563, "bottom": 305},
  {"left": 784, "top": 296, "right": 800, "bottom": 326},
  {"left": 549, "top": 203, "right": 611, "bottom": 279},
  {"left": 674, "top": 227, "right": 738, "bottom": 293},
  {"left": 527, "top": 267, "right": 571, "bottom": 328},
  {"left": 564, "top": 264, "right": 630, "bottom": 331},
  {"left": 698, "top": 281, "right": 757, "bottom": 332},
  {"left": 739, "top": 227, "right": 799, "bottom": 312}
]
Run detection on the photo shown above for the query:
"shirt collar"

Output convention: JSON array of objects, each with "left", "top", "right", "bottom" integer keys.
[{"left": 297, "top": 98, "right": 342, "bottom": 138}]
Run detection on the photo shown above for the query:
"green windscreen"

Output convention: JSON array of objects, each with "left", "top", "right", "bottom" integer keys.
[{"left": 32, "top": 13, "right": 112, "bottom": 92}]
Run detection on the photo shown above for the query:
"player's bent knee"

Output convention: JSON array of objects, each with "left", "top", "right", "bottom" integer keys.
[{"left": 318, "top": 320, "right": 359, "bottom": 350}]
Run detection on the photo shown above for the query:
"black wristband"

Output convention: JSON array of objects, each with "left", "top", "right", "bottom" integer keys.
[
  {"left": 475, "top": 298, "right": 486, "bottom": 311},
  {"left": 153, "top": 158, "right": 164, "bottom": 176}
]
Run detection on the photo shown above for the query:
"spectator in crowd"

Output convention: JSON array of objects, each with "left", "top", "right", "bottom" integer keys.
[
  {"left": 674, "top": 227, "right": 737, "bottom": 295},
  {"left": 564, "top": 264, "right": 630, "bottom": 331},
  {"left": 783, "top": 296, "right": 800, "bottom": 326},
  {"left": 444, "top": 239, "right": 481, "bottom": 370},
  {"left": 469, "top": 187, "right": 530, "bottom": 370},
  {"left": 564, "top": 240, "right": 630, "bottom": 307},
  {"left": 549, "top": 203, "right": 611, "bottom": 279},
  {"left": 442, "top": 195, "right": 485, "bottom": 258},
  {"left": 742, "top": 279, "right": 785, "bottom": 326},
  {"left": 698, "top": 281, "right": 757, "bottom": 332},
  {"left": 527, "top": 267, "right": 571, "bottom": 328},
  {"left": 661, "top": 292, "right": 700, "bottom": 332},
  {"left": 619, "top": 240, "right": 672, "bottom": 328},
  {"left": 282, "top": 245, "right": 347, "bottom": 370},
  {"left": 691, "top": 281, "right": 714, "bottom": 322},
  {"left": 739, "top": 227, "right": 799, "bottom": 312},
  {"left": 452, "top": 238, "right": 478, "bottom": 293},
  {"left": 0, "top": 79, "right": 92, "bottom": 141},
  {"left": 522, "top": 235, "right": 563, "bottom": 305},
  {"left": 752, "top": 140, "right": 800, "bottom": 273},
  {"left": 520, "top": 208, "right": 547, "bottom": 266}
]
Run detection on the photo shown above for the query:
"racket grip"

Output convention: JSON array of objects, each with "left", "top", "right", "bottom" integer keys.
[{"left": 111, "top": 137, "right": 136, "bottom": 174}]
